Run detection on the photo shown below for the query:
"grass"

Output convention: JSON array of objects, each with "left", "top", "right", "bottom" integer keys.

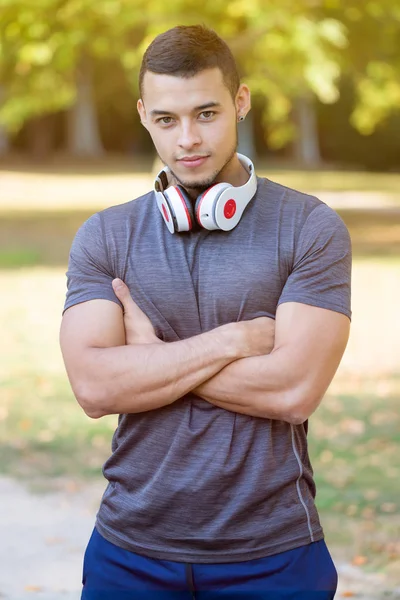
[
  {"left": 0, "top": 267, "right": 118, "bottom": 480},
  {"left": 0, "top": 374, "right": 116, "bottom": 479},
  {"left": 309, "top": 378, "right": 400, "bottom": 570},
  {"left": 312, "top": 385, "right": 400, "bottom": 514}
]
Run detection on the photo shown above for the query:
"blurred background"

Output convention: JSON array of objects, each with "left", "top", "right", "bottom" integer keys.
[{"left": 0, "top": 1, "right": 400, "bottom": 598}]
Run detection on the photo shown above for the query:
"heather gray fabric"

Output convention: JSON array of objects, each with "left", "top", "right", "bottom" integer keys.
[{"left": 63, "top": 176, "right": 352, "bottom": 563}]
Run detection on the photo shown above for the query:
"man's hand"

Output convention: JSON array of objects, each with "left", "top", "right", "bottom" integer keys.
[
  {"left": 238, "top": 317, "right": 275, "bottom": 357},
  {"left": 112, "top": 278, "right": 163, "bottom": 345}
]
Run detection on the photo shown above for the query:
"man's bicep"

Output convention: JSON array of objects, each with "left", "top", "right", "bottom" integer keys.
[
  {"left": 60, "top": 300, "right": 125, "bottom": 390},
  {"left": 64, "top": 213, "right": 123, "bottom": 315},
  {"left": 274, "top": 302, "right": 350, "bottom": 418},
  {"left": 278, "top": 204, "right": 352, "bottom": 320}
]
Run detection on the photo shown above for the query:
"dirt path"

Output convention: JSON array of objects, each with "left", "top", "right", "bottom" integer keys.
[
  {"left": 0, "top": 476, "right": 103, "bottom": 600},
  {"left": 1, "top": 476, "right": 399, "bottom": 600}
]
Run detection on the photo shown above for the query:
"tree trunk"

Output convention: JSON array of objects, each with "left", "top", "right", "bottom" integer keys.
[
  {"left": 67, "top": 55, "right": 104, "bottom": 157},
  {"left": 294, "top": 96, "right": 321, "bottom": 167},
  {"left": 26, "top": 115, "right": 55, "bottom": 159},
  {"left": 0, "top": 86, "right": 9, "bottom": 156},
  {"left": 0, "top": 126, "right": 9, "bottom": 156}
]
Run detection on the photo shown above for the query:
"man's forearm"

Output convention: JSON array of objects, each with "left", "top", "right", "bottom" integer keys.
[
  {"left": 192, "top": 352, "right": 301, "bottom": 423},
  {"left": 193, "top": 304, "right": 349, "bottom": 424},
  {"left": 76, "top": 324, "right": 245, "bottom": 418}
]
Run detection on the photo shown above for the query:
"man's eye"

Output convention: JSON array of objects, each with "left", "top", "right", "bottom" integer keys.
[
  {"left": 200, "top": 111, "right": 215, "bottom": 120},
  {"left": 157, "top": 117, "right": 173, "bottom": 125}
]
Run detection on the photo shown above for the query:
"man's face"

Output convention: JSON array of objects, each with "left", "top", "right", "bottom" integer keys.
[{"left": 138, "top": 68, "right": 248, "bottom": 192}]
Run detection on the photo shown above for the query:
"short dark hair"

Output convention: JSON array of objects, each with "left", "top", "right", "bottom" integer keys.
[{"left": 139, "top": 25, "right": 240, "bottom": 100}]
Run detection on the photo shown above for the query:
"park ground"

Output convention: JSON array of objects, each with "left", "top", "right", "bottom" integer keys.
[{"left": 0, "top": 161, "right": 400, "bottom": 599}]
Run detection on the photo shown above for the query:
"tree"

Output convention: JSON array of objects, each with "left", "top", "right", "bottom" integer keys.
[
  {"left": 0, "top": 0, "right": 146, "bottom": 156},
  {"left": 326, "top": 0, "right": 400, "bottom": 136},
  {"left": 1, "top": 0, "right": 399, "bottom": 162}
]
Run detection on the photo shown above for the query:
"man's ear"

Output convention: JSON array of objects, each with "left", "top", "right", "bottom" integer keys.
[
  {"left": 137, "top": 99, "right": 148, "bottom": 130},
  {"left": 235, "top": 83, "right": 251, "bottom": 121}
]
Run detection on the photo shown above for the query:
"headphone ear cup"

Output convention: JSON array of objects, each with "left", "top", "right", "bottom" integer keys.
[{"left": 163, "top": 185, "right": 195, "bottom": 232}]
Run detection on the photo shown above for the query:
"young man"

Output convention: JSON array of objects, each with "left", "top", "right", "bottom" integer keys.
[{"left": 60, "top": 25, "right": 351, "bottom": 600}]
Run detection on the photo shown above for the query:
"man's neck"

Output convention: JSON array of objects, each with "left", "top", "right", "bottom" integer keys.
[{"left": 216, "top": 153, "right": 250, "bottom": 188}]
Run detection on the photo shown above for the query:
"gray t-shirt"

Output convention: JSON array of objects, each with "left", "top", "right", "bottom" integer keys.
[{"left": 64, "top": 176, "right": 351, "bottom": 563}]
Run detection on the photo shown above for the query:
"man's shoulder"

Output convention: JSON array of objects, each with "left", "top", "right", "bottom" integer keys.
[{"left": 255, "top": 176, "right": 347, "bottom": 235}]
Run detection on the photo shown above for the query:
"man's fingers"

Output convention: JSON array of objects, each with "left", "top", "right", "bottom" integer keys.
[
  {"left": 112, "top": 278, "right": 158, "bottom": 344},
  {"left": 112, "top": 278, "right": 135, "bottom": 311},
  {"left": 112, "top": 278, "right": 154, "bottom": 323}
]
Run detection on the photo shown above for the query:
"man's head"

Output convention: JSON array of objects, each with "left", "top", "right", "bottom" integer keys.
[
  {"left": 137, "top": 25, "right": 251, "bottom": 195},
  {"left": 139, "top": 25, "right": 240, "bottom": 102}
]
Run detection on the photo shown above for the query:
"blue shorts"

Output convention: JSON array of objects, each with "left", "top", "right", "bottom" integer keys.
[{"left": 81, "top": 527, "right": 338, "bottom": 599}]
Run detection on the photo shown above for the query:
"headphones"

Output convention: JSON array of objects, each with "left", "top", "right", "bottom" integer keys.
[{"left": 154, "top": 153, "right": 257, "bottom": 233}]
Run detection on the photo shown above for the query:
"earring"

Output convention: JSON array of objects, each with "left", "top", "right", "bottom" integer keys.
[{"left": 238, "top": 115, "right": 245, "bottom": 122}]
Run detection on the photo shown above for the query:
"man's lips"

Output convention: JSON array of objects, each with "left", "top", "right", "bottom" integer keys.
[{"left": 177, "top": 156, "right": 209, "bottom": 168}]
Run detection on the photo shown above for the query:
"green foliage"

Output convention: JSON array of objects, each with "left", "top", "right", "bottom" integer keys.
[
  {"left": 352, "top": 62, "right": 400, "bottom": 134},
  {"left": 324, "top": 0, "right": 400, "bottom": 135},
  {"left": 0, "top": 0, "right": 146, "bottom": 130}
]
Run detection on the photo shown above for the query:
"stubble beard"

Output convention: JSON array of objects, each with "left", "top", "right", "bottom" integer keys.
[{"left": 158, "top": 135, "right": 238, "bottom": 196}]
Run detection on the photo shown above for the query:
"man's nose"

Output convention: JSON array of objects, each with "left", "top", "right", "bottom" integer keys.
[{"left": 177, "top": 122, "right": 201, "bottom": 149}]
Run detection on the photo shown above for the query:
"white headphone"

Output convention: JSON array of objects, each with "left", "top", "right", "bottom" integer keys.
[{"left": 154, "top": 153, "right": 257, "bottom": 233}]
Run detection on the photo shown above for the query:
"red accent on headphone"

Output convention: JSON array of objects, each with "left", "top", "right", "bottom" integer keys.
[
  {"left": 196, "top": 184, "right": 218, "bottom": 224},
  {"left": 175, "top": 187, "right": 193, "bottom": 229},
  {"left": 224, "top": 199, "right": 237, "bottom": 219},
  {"left": 162, "top": 204, "right": 170, "bottom": 222}
]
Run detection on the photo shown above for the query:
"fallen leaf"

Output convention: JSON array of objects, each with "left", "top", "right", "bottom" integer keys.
[
  {"left": 380, "top": 502, "right": 397, "bottom": 513},
  {"left": 352, "top": 555, "right": 368, "bottom": 566},
  {"left": 64, "top": 480, "right": 79, "bottom": 493},
  {"left": 339, "top": 418, "right": 365, "bottom": 435},
  {"left": 361, "top": 507, "right": 375, "bottom": 519},
  {"left": 363, "top": 489, "right": 379, "bottom": 501}
]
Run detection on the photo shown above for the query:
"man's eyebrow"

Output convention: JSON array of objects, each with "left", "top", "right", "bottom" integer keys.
[
  {"left": 194, "top": 102, "right": 221, "bottom": 111},
  {"left": 149, "top": 102, "right": 221, "bottom": 118}
]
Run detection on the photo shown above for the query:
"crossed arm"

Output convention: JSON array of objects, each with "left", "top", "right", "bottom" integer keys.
[
  {"left": 194, "top": 301, "right": 349, "bottom": 423},
  {"left": 60, "top": 279, "right": 350, "bottom": 424}
]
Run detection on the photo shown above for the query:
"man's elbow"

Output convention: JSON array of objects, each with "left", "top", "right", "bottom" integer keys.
[
  {"left": 256, "top": 388, "right": 311, "bottom": 424},
  {"left": 286, "top": 411, "right": 309, "bottom": 426},
  {"left": 73, "top": 381, "right": 109, "bottom": 419},
  {"left": 286, "top": 386, "right": 322, "bottom": 425}
]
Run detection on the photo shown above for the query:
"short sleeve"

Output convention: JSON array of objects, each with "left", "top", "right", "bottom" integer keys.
[
  {"left": 63, "top": 213, "right": 122, "bottom": 315},
  {"left": 278, "top": 204, "right": 352, "bottom": 319}
]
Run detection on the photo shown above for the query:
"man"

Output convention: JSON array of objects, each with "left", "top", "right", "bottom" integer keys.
[{"left": 60, "top": 24, "right": 351, "bottom": 600}]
